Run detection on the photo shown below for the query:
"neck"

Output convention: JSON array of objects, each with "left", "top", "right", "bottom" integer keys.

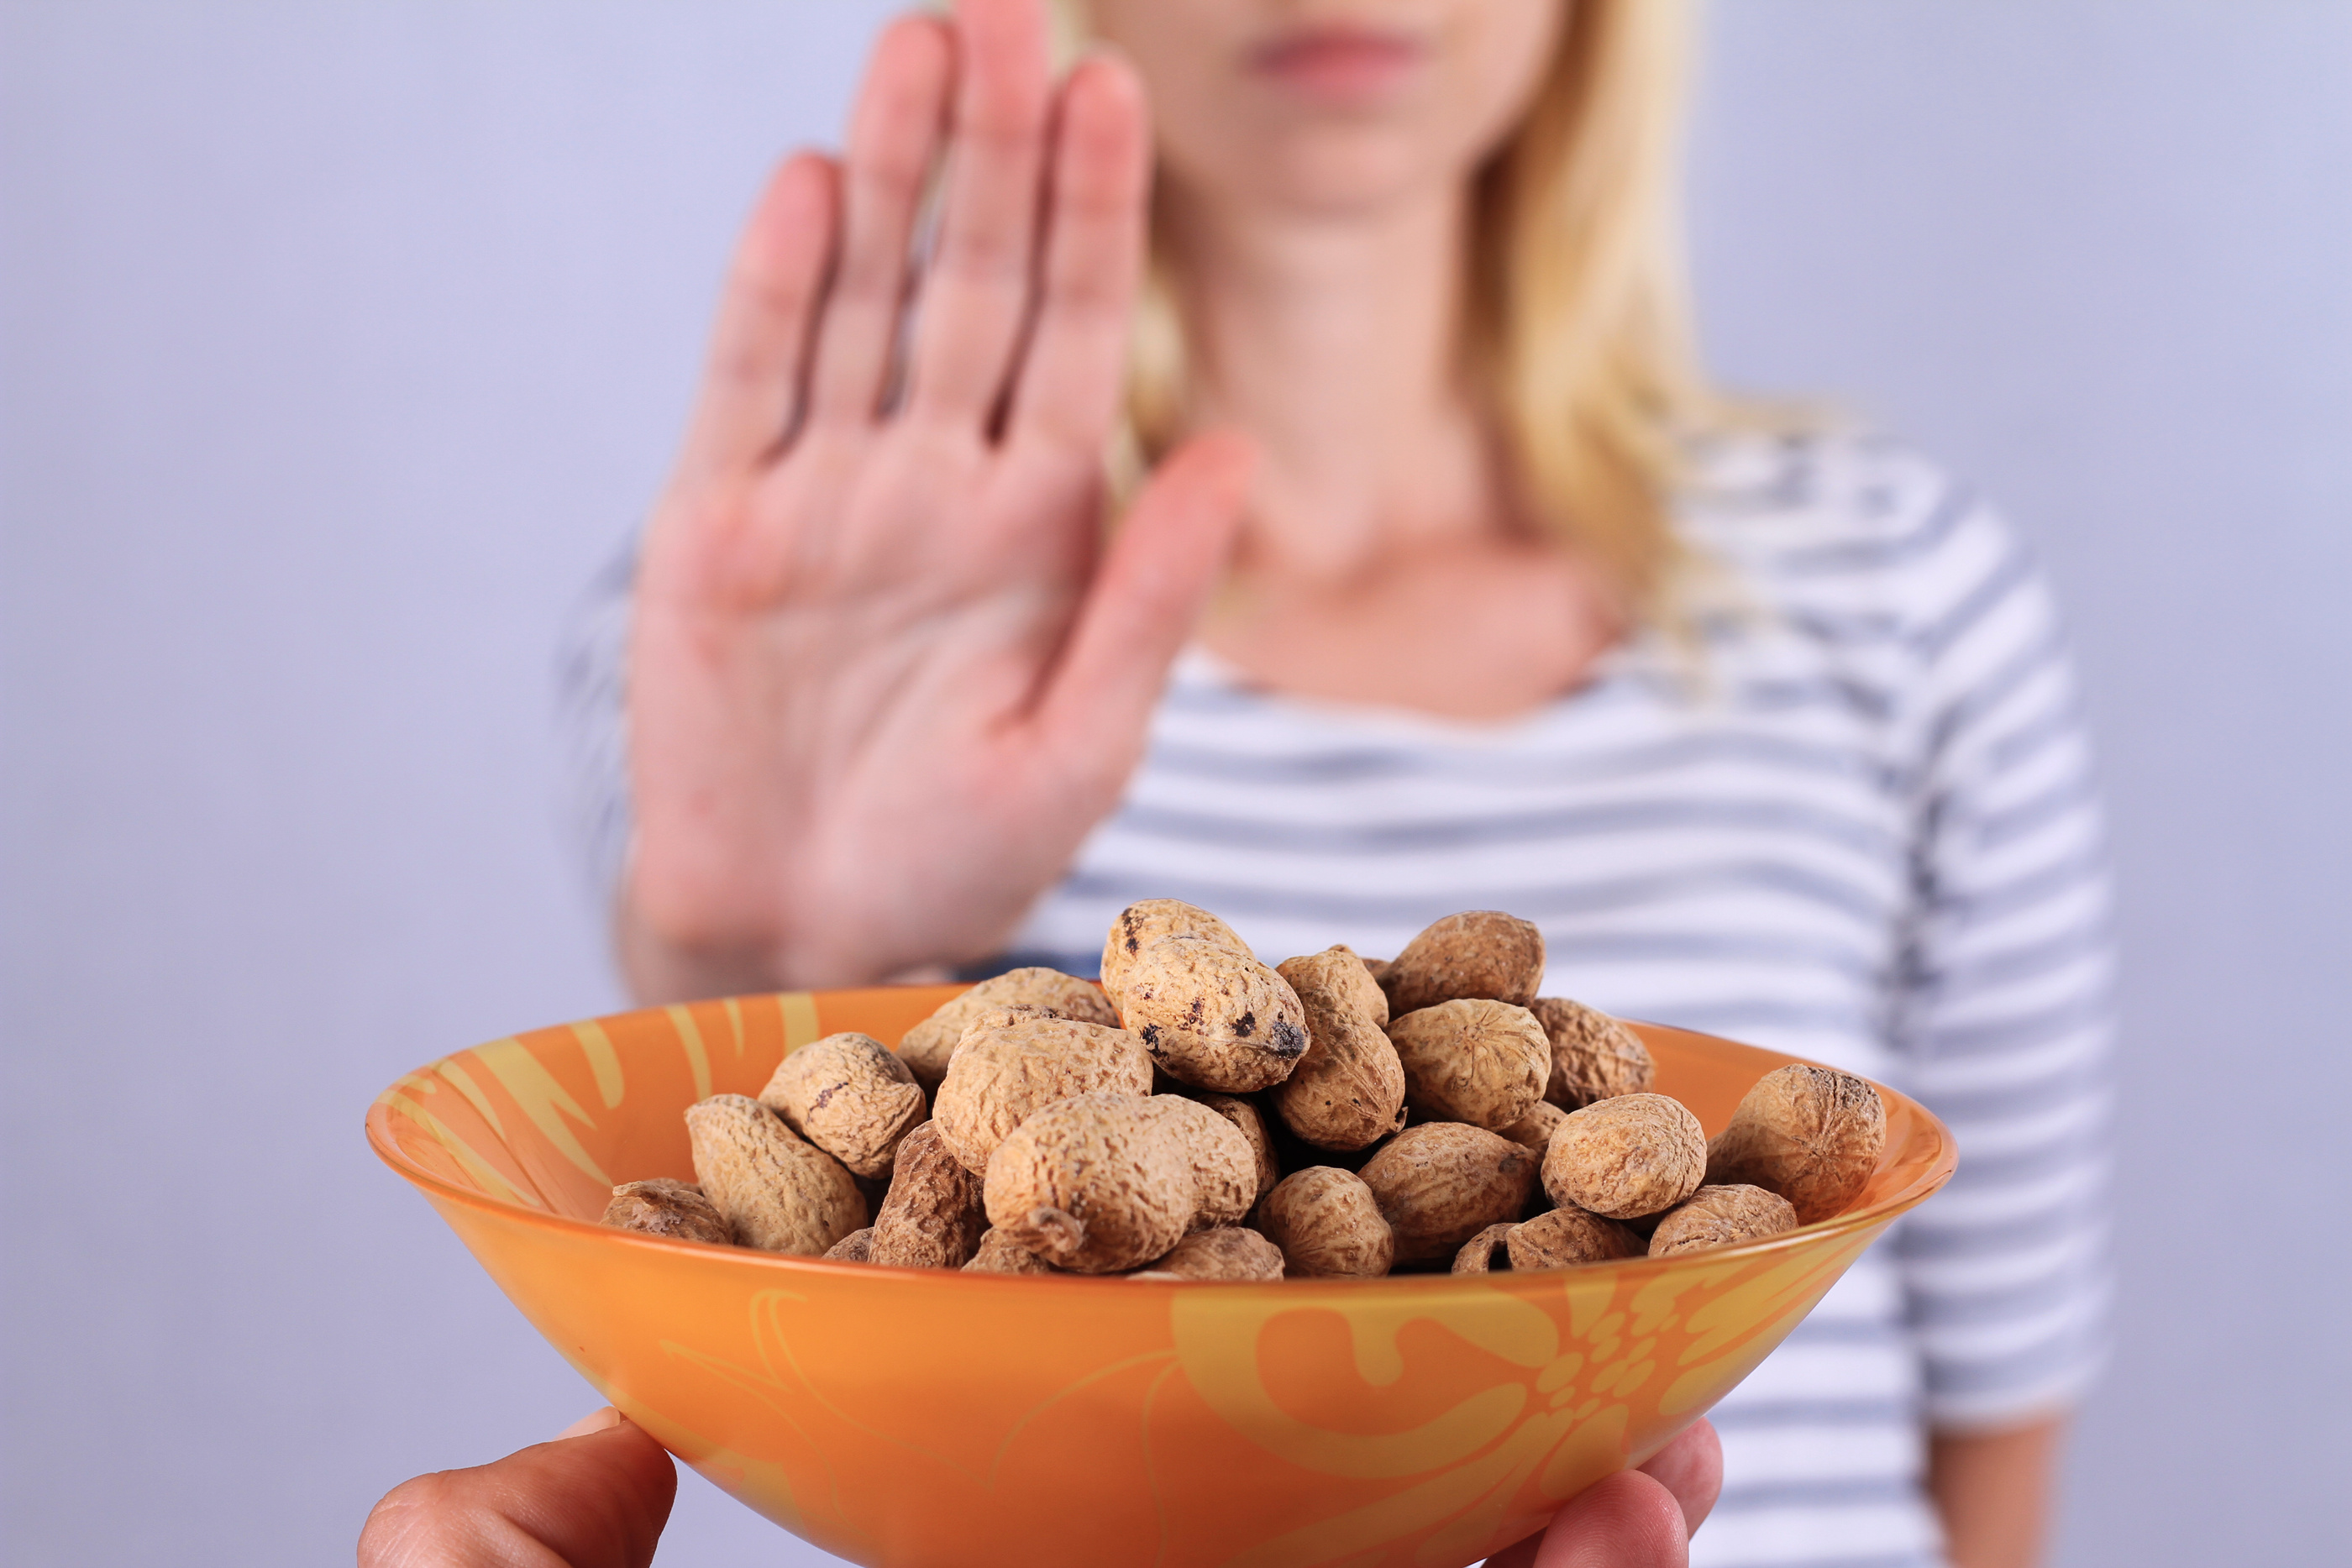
[{"left": 1161, "top": 181, "right": 1503, "bottom": 581}]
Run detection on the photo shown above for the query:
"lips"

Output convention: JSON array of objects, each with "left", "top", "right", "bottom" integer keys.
[{"left": 1248, "top": 26, "right": 1428, "bottom": 102}]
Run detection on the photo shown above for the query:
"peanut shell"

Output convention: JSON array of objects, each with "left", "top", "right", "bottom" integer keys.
[
  {"left": 897, "top": 968, "right": 1119, "bottom": 1088},
  {"left": 1281, "top": 945, "right": 1390, "bottom": 1029},
  {"left": 759, "top": 1031, "right": 926, "bottom": 1180},
  {"left": 1541, "top": 1093, "right": 1707, "bottom": 1219},
  {"left": 1272, "top": 947, "right": 1407, "bottom": 1151},
  {"left": 1496, "top": 1099, "right": 1568, "bottom": 1156},
  {"left": 963, "top": 1229, "right": 1055, "bottom": 1274},
  {"left": 1131, "top": 1226, "right": 1286, "bottom": 1282},
  {"left": 1508, "top": 1205, "right": 1643, "bottom": 1269},
  {"left": 1387, "top": 998, "right": 1550, "bottom": 1130},
  {"left": 1530, "top": 997, "right": 1655, "bottom": 1109},
  {"left": 1357, "top": 1122, "right": 1541, "bottom": 1262},
  {"left": 983, "top": 1092, "right": 1199, "bottom": 1273},
  {"left": 932, "top": 1015, "right": 1153, "bottom": 1174},
  {"left": 1101, "top": 899, "right": 1249, "bottom": 1006},
  {"left": 1184, "top": 1091, "right": 1281, "bottom": 1205},
  {"left": 1452, "top": 1222, "right": 1517, "bottom": 1275},
  {"left": 1704, "top": 1063, "right": 1887, "bottom": 1225},
  {"left": 1382, "top": 911, "right": 1546, "bottom": 1015},
  {"left": 601, "top": 1178, "right": 732, "bottom": 1245},
  {"left": 1648, "top": 1183, "right": 1798, "bottom": 1257},
  {"left": 1142, "top": 1094, "right": 1259, "bottom": 1228},
  {"left": 685, "top": 1094, "right": 867, "bottom": 1255},
  {"left": 1119, "top": 934, "right": 1309, "bottom": 1093},
  {"left": 868, "top": 1120, "right": 989, "bottom": 1269},
  {"left": 1257, "top": 1167, "right": 1395, "bottom": 1278},
  {"left": 824, "top": 1227, "right": 874, "bottom": 1261}
]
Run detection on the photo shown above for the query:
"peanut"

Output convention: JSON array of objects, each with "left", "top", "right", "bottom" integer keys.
[
  {"left": 1257, "top": 1167, "right": 1396, "bottom": 1278},
  {"left": 1181, "top": 1091, "right": 1281, "bottom": 1208},
  {"left": 1530, "top": 997, "right": 1655, "bottom": 1109},
  {"left": 1648, "top": 1183, "right": 1798, "bottom": 1256},
  {"left": 759, "top": 1031, "right": 926, "bottom": 1180},
  {"left": 1131, "top": 1226, "right": 1286, "bottom": 1282},
  {"left": 1381, "top": 911, "right": 1546, "bottom": 1015},
  {"left": 1452, "top": 1223, "right": 1517, "bottom": 1275},
  {"left": 1118, "top": 934, "right": 1310, "bottom": 1093},
  {"left": 1541, "top": 1093, "right": 1707, "bottom": 1219},
  {"left": 982, "top": 1092, "right": 1201, "bottom": 1273},
  {"left": 601, "top": 1178, "right": 732, "bottom": 1245},
  {"left": 1101, "top": 899, "right": 1249, "bottom": 1007},
  {"left": 1509, "top": 1205, "right": 1644, "bottom": 1268},
  {"left": 898, "top": 968, "right": 1120, "bottom": 1088},
  {"left": 824, "top": 1227, "right": 874, "bottom": 1261},
  {"left": 685, "top": 1094, "right": 867, "bottom": 1255},
  {"left": 1705, "top": 1063, "right": 1886, "bottom": 1225},
  {"left": 1452, "top": 1204, "right": 1641, "bottom": 1273},
  {"left": 867, "top": 1120, "right": 989, "bottom": 1270},
  {"left": 1357, "top": 1122, "right": 1541, "bottom": 1262},
  {"left": 1388, "top": 998, "right": 1551, "bottom": 1130},
  {"left": 1496, "top": 1099, "right": 1568, "bottom": 1156},
  {"left": 1142, "top": 1095, "right": 1260, "bottom": 1229},
  {"left": 932, "top": 1015, "right": 1153, "bottom": 1174},
  {"left": 963, "top": 1229, "right": 1056, "bottom": 1274},
  {"left": 1271, "top": 947, "right": 1406, "bottom": 1151}
]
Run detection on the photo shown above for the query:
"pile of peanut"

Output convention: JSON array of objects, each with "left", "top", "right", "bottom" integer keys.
[{"left": 601, "top": 902, "right": 1887, "bottom": 1281}]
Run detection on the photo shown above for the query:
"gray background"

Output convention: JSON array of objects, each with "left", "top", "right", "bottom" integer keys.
[{"left": 2, "top": 2, "right": 2344, "bottom": 1563}]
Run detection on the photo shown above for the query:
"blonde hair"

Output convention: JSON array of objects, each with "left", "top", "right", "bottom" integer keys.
[{"left": 1098, "top": 0, "right": 1720, "bottom": 624}]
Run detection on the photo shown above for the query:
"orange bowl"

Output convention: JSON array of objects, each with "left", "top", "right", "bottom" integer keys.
[{"left": 369, "top": 987, "right": 1952, "bottom": 1568}]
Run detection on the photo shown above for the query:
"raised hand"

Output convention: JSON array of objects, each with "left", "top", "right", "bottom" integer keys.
[{"left": 622, "top": 0, "right": 1249, "bottom": 998}]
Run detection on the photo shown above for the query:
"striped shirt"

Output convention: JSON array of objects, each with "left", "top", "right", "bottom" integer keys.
[{"left": 564, "top": 430, "right": 2112, "bottom": 1568}]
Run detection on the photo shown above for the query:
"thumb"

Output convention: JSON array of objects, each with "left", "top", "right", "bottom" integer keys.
[
  {"left": 359, "top": 1408, "right": 677, "bottom": 1568},
  {"left": 1534, "top": 1470, "right": 1689, "bottom": 1568},
  {"left": 1037, "top": 429, "right": 1252, "bottom": 759}
]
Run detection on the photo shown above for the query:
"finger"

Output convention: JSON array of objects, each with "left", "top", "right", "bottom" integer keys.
[
  {"left": 358, "top": 1409, "right": 675, "bottom": 1568},
  {"left": 1533, "top": 1471, "right": 1689, "bottom": 1568},
  {"left": 1037, "top": 433, "right": 1251, "bottom": 755},
  {"left": 1638, "top": 1418, "right": 1723, "bottom": 1535},
  {"left": 1482, "top": 1424, "right": 1719, "bottom": 1568},
  {"left": 904, "top": 0, "right": 1053, "bottom": 427},
  {"left": 805, "top": 13, "right": 953, "bottom": 424},
  {"left": 680, "top": 151, "right": 840, "bottom": 477},
  {"left": 1004, "top": 50, "right": 1150, "bottom": 460}
]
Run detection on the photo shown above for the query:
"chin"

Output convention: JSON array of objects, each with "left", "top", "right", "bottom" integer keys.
[{"left": 1201, "top": 128, "right": 1462, "bottom": 217}]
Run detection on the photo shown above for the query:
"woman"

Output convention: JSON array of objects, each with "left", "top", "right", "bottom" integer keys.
[{"left": 542, "top": 3, "right": 2108, "bottom": 1565}]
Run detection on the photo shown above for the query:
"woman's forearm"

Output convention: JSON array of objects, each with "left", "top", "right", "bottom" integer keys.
[{"left": 1926, "top": 1415, "right": 2067, "bottom": 1568}]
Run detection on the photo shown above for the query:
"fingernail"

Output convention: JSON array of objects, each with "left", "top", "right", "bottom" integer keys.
[{"left": 558, "top": 1406, "right": 625, "bottom": 1440}]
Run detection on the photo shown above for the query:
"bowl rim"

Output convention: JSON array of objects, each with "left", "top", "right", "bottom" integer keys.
[{"left": 367, "top": 995, "right": 1957, "bottom": 1293}]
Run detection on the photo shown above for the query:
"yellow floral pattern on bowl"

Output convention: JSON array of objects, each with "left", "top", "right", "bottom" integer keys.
[{"left": 369, "top": 986, "right": 1951, "bottom": 1568}]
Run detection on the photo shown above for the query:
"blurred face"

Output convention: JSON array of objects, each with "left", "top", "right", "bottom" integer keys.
[{"left": 1085, "top": 0, "right": 1566, "bottom": 218}]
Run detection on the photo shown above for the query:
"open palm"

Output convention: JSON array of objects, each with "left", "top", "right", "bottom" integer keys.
[{"left": 623, "top": 0, "right": 1247, "bottom": 996}]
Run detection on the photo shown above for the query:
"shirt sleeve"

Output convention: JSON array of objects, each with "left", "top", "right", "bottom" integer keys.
[
  {"left": 555, "top": 530, "right": 639, "bottom": 914},
  {"left": 1887, "top": 492, "right": 2116, "bottom": 1429}
]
